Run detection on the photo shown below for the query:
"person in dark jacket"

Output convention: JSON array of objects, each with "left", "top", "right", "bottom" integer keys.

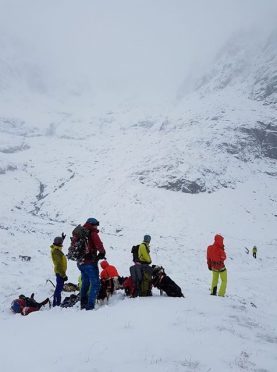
[
  {"left": 207, "top": 234, "right": 227, "bottom": 297},
  {"left": 11, "top": 294, "right": 50, "bottom": 316},
  {"left": 78, "top": 218, "right": 106, "bottom": 310},
  {"left": 50, "top": 233, "right": 68, "bottom": 306}
]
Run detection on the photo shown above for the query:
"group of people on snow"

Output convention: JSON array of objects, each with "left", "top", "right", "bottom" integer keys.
[
  {"left": 10, "top": 216, "right": 258, "bottom": 315},
  {"left": 50, "top": 218, "right": 158, "bottom": 310}
]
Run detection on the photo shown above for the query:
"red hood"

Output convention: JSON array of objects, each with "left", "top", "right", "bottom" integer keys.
[
  {"left": 100, "top": 260, "right": 109, "bottom": 269},
  {"left": 214, "top": 234, "right": 224, "bottom": 248}
]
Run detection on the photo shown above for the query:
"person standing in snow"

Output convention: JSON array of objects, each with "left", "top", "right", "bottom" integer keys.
[
  {"left": 206, "top": 234, "right": 227, "bottom": 297},
  {"left": 252, "top": 245, "right": 257, "bottom": 259},
  {"left": 50, "top": 233, "right": 68, "bottom": 306},
  {"left": 130, "top": 234, "right": 153, "bottom": 296},
  {"left": 78, "top": 218, "right": 106, "bottom": 310}
]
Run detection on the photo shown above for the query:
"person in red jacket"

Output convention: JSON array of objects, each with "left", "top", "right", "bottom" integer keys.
[
  {"left": 78, "top": 217, "right": 106, "bottom": 310},
  {"left": 207, "top": 234, "right": 227, "bottom": 297}
]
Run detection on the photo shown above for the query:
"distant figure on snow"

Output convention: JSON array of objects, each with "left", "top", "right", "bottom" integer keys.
[
  {"left": 252, "top": 245, "right": 257, "bottom": 259},
  {"left": 207, "top": 234, "right": 227, "bottom": 297},
  {"left": 50, "top": 233, "right": 68, "bottom": 306}
]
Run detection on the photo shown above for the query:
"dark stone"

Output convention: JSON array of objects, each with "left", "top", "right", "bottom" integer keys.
[
  {"left": 159, "top": 178, "right": 206, "bottom": 194},
  {"left": 241, "top": 121, "right": 277, "bottom": 159}
]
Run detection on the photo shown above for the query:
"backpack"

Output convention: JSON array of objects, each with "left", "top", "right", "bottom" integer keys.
[
  {"left": 63, "top": 282, "right": 79, "bottom": 292},
  {"left": 60, "top": 294, "right": 80, "bottom": 308},
  {"left": 131, "top": 245, "right": 140, "bottom": 263},
  {"left": 67, "top": 225, "right": 90, "bottom": 261},
  {"left": 131, "top": 243, "right": 148, "bottom": 263}
]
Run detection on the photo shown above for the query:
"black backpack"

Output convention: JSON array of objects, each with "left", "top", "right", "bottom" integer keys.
[
  {"left": 67, "top": 225, "right": 90, "bottom": 261},
  {"left": 60, "top": 294, "right": 80, "bottom": 308},
  {"left": 131, "top": 243, "right": 147, "bottom": 263},
  {"left": 131, "top": 245, "right": 140, "bottom": 263}
]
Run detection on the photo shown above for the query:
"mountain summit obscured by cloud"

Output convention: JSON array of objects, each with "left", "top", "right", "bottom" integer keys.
[{"left": 0, "top": 0, "right": 277, "bottom": 107}]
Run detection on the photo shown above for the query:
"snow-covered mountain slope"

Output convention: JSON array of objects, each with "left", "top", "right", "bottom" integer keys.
[{"left": 1, "top": 2, "right": 277, "bottom": 372}]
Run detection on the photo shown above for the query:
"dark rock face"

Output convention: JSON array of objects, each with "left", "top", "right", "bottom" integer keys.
[
  {"left": 159, "top": 178, "right": 206, "bottom": 194},
  {"left": 241, "top": 121, "right": 277, "bottom": 160}
]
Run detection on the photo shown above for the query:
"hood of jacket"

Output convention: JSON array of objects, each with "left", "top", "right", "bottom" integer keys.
[
  {"left": 100, "top": 260, "right": 109, "bottom": 269},
  {"left": 214, "top": 234, "right": 224, "bottom": 248}
]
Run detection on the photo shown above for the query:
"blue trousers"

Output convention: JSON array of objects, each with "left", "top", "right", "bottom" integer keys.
[
  {"left": 78, "top": 263, "right": 100, "bottom": 310},
  {"left": 53, "top": 274, "right": 64, "bottom": 307}
]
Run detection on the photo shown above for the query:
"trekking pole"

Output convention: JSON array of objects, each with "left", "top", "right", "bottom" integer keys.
[{"left": 46, "top": 279, "right": 56, "bottom": 288}]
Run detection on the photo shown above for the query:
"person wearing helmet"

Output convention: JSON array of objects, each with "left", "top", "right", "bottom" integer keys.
[
  {"left": 50, "top": 233, "right": 68, "bottom": 306},
  {"left": 78, "top": 218, "right": 106, "bottom": 310},
  {"left": 206, "top": 234, "right": 227, "bottom": 297}
]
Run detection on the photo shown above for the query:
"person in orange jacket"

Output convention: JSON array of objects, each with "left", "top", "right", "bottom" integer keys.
[
  {"left": 207, "top": 234, "right": 227, "bottom": 297},
  {"left": 100, "top": 260, "right": 119, "bottom": 279},
  {"left": 100, "top": 260, "right": 120, "bottom": 290}
]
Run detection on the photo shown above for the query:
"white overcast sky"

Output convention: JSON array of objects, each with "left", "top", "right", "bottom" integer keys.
[{"left": 0, "top": 0, "right": 276, "bottom": 105}]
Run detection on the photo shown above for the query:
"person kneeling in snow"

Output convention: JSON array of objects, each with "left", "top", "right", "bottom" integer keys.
[
  {"left": 97, "top": 260, "right": 120, "bottom": 301},
  {"left": 100, "top": 260, "right": 120, "bottom": 289},
  {"left": 11, "top": 294, "right": 50, "bottom": 316},
  {"left": 207, "top": 234, "right": 227, "bottom": 297}
]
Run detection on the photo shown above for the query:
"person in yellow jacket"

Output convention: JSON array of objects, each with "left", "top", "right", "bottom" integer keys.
[
  {"left": 138, "top": 235, "right": 152, "bottom": 264},
  {"left": 252, "top": 245, "right": 257, "bottom": 259},
  {"left": 133, "top": 234, "right": 153, "bottom": 296},
  {"left": 50, "top": 234, "right": 68, "bottom": 306}
]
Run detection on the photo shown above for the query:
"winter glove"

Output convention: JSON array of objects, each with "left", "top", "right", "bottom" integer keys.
[
  {"left": 63, "top": 275, "right": 68, "bottom": 281},
  {"left": 96, "top": 252, "right": 106, "bottom": 261},
  {"left": 61, "top": 232, "right": 66, "bottom": 241}
]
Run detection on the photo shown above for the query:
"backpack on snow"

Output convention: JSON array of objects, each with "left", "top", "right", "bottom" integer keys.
[
  {"left": 60, "top": 293, "right": 80, "bottom": 308},
  {"left": 67, "top": 225, "right": 90, "bottom": 261}
]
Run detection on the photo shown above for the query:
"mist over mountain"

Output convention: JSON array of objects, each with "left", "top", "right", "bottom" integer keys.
[{"left": 0, "top": 0, "right": 276, "bottom": 106}]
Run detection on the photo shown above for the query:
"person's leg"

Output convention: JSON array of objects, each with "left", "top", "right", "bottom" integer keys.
[
  {"left": 130, "top": 265, "right": 141, "bottom": 297},
  {"left": 218, "top": 269, "right": 227, "bottom": 297},
  {"left": 53, "top": 274, "right": 64, "bottom": 306},
  {"left": 86, "top": 264, "right": 100, "bottom": 310},
  {"left": 37, "top": 298, "right": 50, "bottom": 309},
  {"left": 211, "top": 271, "right": 219, "bottom": 295},
  {"left": 79, "top": 265, "right": 90, "bottom": 309},
  {"left": 142, "top": 265, "right": 153, "bottom": 296}
]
